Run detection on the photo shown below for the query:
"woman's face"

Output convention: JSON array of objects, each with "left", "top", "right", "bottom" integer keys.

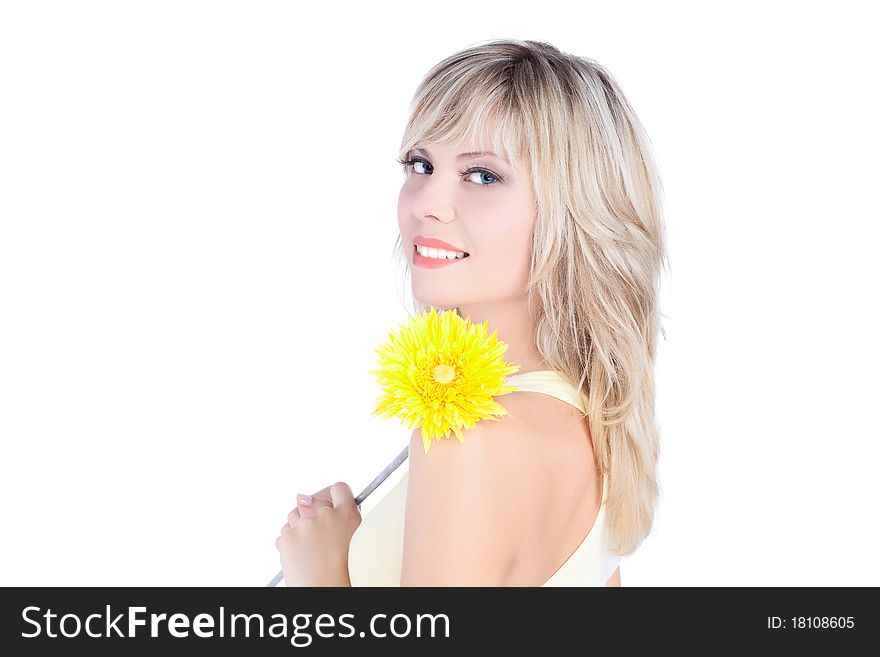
[{"left": 397, "top": 138, "right": 536, "bottom": 310}]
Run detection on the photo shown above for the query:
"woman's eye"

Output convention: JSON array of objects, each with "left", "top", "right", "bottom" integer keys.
[
  {"left": 413, "top": 160, "right": 431, "bottom": 174},
  {"left": 398, "top": 158, "right": 433, "bottom": 174},
  {"left": 464, "top": 169, "right": 499, "bottom": 185}
]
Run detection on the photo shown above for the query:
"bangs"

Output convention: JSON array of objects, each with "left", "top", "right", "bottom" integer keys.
[{"left": 398, "top": 83, "right": 528, "bottom": 167}]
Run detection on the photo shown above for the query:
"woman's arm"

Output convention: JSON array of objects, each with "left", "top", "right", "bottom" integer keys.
[{"left": 399, "top": 401, "right": 538, "bottom": 586}]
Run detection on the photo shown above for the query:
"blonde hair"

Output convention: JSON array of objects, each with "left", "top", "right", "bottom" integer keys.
[{"left": 391, "top": 39, "right": 668, "bottom": 556}]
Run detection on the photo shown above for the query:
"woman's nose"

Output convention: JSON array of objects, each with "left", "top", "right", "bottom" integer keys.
[
  {"left": 417, "top": 211, "right": 453, "bottom": 225},
  {"left": 409, "top": 183, "right": 456, "bottom": 224}
]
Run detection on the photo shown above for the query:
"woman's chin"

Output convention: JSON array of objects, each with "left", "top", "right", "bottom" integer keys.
[{"left": 414, "top": 295, "right": 461, "bottom": 311}]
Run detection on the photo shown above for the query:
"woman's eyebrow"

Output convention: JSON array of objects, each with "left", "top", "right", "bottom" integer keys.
[{"left": 413, "top": 147, "right": 510, "bottom": 165}]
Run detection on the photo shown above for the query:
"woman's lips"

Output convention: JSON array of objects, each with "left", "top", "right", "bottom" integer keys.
[
  {"left": 413, "top": 244, "right": 470, "bottom": 269},
  {"left": 413, "top": 235, "right": 468, "bottom": 253}
]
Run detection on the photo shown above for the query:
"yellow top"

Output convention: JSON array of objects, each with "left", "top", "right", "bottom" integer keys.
[{"left": 348, "top": 369, "right": 621, "bottom": 586}]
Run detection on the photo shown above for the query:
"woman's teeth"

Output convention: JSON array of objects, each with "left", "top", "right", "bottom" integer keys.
[{"left": 416, "top": 245, "right": 468, "bottom": 260}]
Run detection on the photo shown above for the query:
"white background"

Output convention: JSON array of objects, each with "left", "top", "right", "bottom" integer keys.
[{"left": 1, "top": 1, "right": 877, "bottom": 587}]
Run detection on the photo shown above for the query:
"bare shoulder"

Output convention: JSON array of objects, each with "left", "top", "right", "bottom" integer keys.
[
  {"left": 400, "top": 392, "right": 554, "bottom": 586},
  {"left": 400, "top": 390, "right": 595, "bottom": 586}
]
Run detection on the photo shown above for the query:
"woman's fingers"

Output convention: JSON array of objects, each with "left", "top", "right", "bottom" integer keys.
[
  {"left": 286, "top": 506, "right": 302, "bottom": 528},
  {"left": 281, "top": 485, "right": 336, "bottom": 530},
  {"left": 308, "top": 485, "right": 334, "bottom": 504},
  {"left": 296, "top": 490, "right": 333, "bottom": 519}
]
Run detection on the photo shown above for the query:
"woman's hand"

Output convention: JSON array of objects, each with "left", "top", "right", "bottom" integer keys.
[{"left": 275, "top": 481, "right": 362, "bottom": 587}]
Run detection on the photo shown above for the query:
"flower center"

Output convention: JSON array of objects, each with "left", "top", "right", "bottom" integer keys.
[{"left": 432, "top": 363, "right": 456, "bottom": 384}]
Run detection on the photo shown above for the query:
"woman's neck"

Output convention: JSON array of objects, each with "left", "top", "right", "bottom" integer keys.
[{"left": 456, "top": 296, "right": 547, "bottom": 373}]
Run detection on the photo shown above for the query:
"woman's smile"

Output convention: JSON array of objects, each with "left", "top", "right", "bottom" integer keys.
[{"left": 413, "top": 243, "right": 470, "bottom": 269}]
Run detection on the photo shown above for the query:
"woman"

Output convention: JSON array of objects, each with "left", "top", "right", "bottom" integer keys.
[{"left": 276, "top": 38, "right": 667, "bottom": 587}]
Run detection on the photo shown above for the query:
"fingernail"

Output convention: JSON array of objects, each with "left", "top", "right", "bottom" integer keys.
[{"left": 297, "top": 494, "right": 312, "bottom": 506}]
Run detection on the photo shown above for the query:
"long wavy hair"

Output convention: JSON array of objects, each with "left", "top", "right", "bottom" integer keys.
[{"left": 391, "top": 38, "right": 668, "bottom": 556}]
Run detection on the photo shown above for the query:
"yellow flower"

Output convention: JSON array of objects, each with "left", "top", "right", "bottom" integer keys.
[{"left": 369, "top": 308, "right": 521, "bottom": 455}]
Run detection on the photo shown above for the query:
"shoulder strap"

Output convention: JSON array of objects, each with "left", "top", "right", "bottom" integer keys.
[{"left": 503, "top": 369, "right": 587, "bottom": 415}]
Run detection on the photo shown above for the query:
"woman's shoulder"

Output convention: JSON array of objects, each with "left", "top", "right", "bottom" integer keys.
[
  {"left": 400, "top": 409, "right": 535, "bottom": 584},
  {"left": 400, "top": 391, "right": 597, "bottom": 585},
  {"left": 413, "top": 389, "right": 586, "bottom": 476},
  {"left": 501, "top": 385, "right": 599, "bottom": 483},
  {"left": 496, "top": 388, "right": 603, "bottom": 584}
]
